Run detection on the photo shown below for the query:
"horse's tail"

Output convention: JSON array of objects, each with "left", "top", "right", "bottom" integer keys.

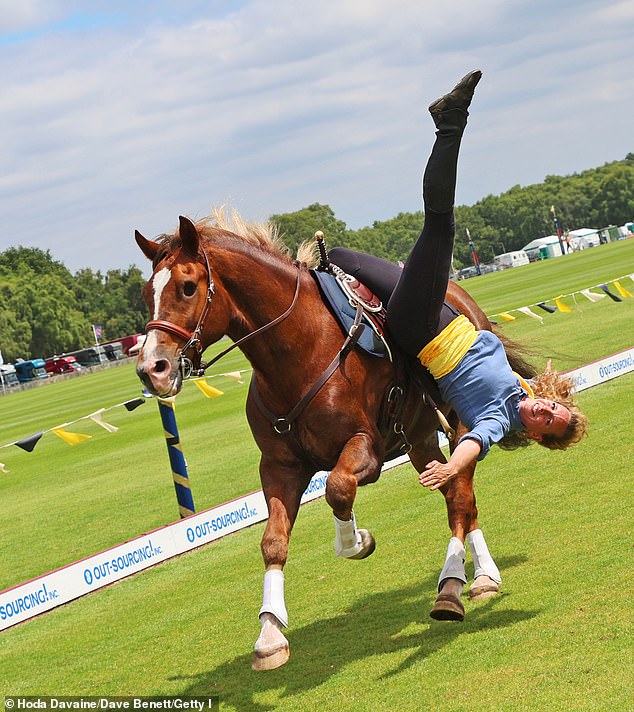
[{"left": 493, "top": 328, "right": 539, "bottom": 379}]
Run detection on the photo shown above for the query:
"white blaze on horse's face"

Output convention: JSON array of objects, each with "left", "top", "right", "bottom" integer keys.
[
  {"left": 152, "top": 267, "right": 172, "bottom": 320},
  {"left": 144, "top": 267, "right": 172, "bottom": 356}
]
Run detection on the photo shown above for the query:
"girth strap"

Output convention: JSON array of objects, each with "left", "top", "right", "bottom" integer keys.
[{"left": 250, "top": 302, "right": 365, "bottom": 440}]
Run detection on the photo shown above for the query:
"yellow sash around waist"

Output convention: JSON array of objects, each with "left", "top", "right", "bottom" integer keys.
[
  {"left": 418, "top": 315, "right": 478, "bottom": 379},
  {"left": 417, "top": 314, "right": 537, "bottom": 396}
]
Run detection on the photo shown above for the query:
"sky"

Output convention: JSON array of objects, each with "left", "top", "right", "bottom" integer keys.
[{"left": 1, "top": 0, "right": 632, "bottom": 275}]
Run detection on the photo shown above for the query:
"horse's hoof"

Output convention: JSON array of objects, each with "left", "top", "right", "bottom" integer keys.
[
  {"left": 430, "top": 593, "right": 465, "bottom": 622},
  {"left": 469, "top": 577, "right": 500, "bottom": 601},
  {"left": 252, "top": 641, "right": 290, "bottom": 671},
  {"left": 347, "top": 529, "right": 376, "bottom": 559}
]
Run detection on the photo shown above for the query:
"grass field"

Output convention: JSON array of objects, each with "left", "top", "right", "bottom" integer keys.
[{"left": 0, "top": 239, "right": 633, "bottom": 710}]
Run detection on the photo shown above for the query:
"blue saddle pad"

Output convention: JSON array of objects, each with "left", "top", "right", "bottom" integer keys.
[{"left": 311, "top": 270, "right": 388, "bottom": 359}]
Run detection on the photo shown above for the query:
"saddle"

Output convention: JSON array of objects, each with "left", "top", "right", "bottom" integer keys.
[
  {"left": 311, "top": 265, "right": 453, "bottom": 451},
  {"left": 311, "top": 269, "right": 391, "bottom": 359}
]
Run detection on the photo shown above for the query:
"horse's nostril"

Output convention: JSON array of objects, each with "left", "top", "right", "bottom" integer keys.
[{"left": 154, "top": 359, "right": 169, "bottom": 374}]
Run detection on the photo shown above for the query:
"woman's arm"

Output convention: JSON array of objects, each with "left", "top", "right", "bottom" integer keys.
[{"left": 418, "top": 437, "right": 482, "bottom": 491}]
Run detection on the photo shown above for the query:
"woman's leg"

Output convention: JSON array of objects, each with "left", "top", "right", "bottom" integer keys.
[
  {"left": 328, "top": 247, "right": 402, "bottom": 305},
  {"left": 386, "top": 70, "right": 481, "bottom": 357}
]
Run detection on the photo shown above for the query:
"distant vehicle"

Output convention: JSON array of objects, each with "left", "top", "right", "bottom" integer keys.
[
  {"left": 67, "top": 347, "right": 110, "bottom": 367},
  {"left": 103, "top": 342, "right": 124, "bottom": 361},
  {"left": 100, "top": 334, "right": 143, "bottom": 355},
  {"left": 0, "top": 364, "right": 20, "bottom": 389},
  {"left": 14, "top": 358, "right": 49, "bottom": 383},
  {"left": 45, "top": 355, "right": 84, "bottom": 375},
  {"left": 493, "top": 250, "right": 530, "bottom": 269},
  {"left": 458, "top": 266, "right": 479, "bottom": 280}
]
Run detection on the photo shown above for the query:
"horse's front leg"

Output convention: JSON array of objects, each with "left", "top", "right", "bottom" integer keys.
[
  {"left": 253, "top": 454, "right": 311, "bottom": 671},
  {"left": 326, "top": 432, "right": 382, "bottom": 560}
]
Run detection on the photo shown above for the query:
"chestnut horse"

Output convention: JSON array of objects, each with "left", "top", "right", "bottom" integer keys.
[{"left": 135, "top": 213, "right": 515, "bottom": 671}]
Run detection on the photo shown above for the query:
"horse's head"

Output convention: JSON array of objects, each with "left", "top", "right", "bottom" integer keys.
[{"left": 135, "top": 216, "right": 230, "bottom": 397}]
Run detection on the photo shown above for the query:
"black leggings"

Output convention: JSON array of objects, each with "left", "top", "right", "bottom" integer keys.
[{"left": 330, "top": 109, "right": 465, "bottom": 357}]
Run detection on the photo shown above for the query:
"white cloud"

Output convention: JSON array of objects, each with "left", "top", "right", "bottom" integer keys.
[{"left": 0, "top": 0, "right": 632, "bottom": 273}]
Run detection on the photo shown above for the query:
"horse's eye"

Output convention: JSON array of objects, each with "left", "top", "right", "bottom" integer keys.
[{"left": 183, "top": 281, "right": 197, "bottom": 297}]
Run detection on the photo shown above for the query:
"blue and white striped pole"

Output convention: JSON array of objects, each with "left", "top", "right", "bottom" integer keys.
[{"left": 157, "top": 397, "right": 195, "bottom": 518}]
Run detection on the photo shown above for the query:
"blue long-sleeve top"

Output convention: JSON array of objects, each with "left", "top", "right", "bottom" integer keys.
[{"left": 436, "top": 330, "right": 528, "bottom": 459}]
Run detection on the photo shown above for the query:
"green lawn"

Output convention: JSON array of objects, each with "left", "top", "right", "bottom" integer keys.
[{"left": 0, "top": 240, "right": 633, "bottom": 710}]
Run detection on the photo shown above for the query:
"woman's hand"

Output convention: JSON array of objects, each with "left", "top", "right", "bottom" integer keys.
[
  {"left": 418, "top": 460, "right": 460, "bottom": 490},
  {"left": 418, "top": 437, "right": 482, "bottom": 491}
]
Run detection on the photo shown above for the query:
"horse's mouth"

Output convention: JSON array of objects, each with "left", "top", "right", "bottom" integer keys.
[
  {"left": 158, "top": 371, "right": 183, "bottom": 398},
  {"left": 137, "top": 366, "right": 183, "bottom": 398}
]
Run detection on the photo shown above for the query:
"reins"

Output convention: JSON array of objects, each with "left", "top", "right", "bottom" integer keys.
[{"left": 198, "top": 267, "right": 302, "bottom": 377}]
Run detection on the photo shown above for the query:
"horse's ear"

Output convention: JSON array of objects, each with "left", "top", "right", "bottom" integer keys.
[
  {"left": 179, "top": 216, "right": 199, "bottom": 258},
  {"left": 135, "top": 230, "right": 161, "bottom": 262}
]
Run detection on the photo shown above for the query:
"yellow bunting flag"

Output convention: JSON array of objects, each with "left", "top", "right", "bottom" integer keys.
[
  {"left": 517, "top": 306, "right": 543, "bottom": 323},
  {"left": 193, "top": 379, "right": 224, "bottom": 398},
  {"left": 52, "top": 428, "right": 92, "bottom": 446},
  {"left": 613, "top": 280, "right": 633, "bottom": 299},
  {"left": 88, "top": 409, "right": 119, "bottom": 433},
  {"left": 555, "top": 296, "right": 573, "bottom": 313},
  {"left": 498, "top": 312, "right": 516, "bottom": 322}
]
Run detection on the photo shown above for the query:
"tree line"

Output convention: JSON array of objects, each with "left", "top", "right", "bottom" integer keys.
[
  {"left": 271, "top": 154, "right": 634, "bottom": 266},
  {"left": 1, "top": 155, "right": 632, "bottom": 361},
  {"left": 0, "top": 248, "right": 147, "bottom": 362}
]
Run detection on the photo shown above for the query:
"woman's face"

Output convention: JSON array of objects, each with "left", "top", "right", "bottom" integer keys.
[{"left": 519, "top": 397, "right": 571, "bottom": 441}]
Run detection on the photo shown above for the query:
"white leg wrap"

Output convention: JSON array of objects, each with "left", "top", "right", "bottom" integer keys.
[
  {"left": 438, "top": 536, "right": 467, "bottom": 590},
  {"left": 258, "top": 569, "right": 288, "bottom": 628},
  {"left": 466, "top": 529, "right": 502, "bottom": 584},
  {"left": 333, "top": 511, "right": 363, "bottom": 558}
]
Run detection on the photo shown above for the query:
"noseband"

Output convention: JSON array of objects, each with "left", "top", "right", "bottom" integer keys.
[{"left": 145, "top": 248, "right": 302, "bottom": 380}]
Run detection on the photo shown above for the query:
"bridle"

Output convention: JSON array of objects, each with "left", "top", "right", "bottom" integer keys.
[{"left": 145, "top": 247, "right": 302, "bottom": 380}]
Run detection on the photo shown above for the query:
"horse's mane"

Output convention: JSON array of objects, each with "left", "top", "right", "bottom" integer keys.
[{"left": 191, "top": 206, "right": 318, "bottom": 267}]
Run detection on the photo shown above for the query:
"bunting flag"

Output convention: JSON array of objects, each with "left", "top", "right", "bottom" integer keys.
[
  {"left": 537, "top": 302, "right": 557, "bottom": 313},
  {"left": 192, "top": 379, "right": 224, "bottom": 398},
  {"left": 52, "top": 427, "right": 92, "bottom": 446},
  {"left": 0, "top": 397, "right": 147, "bottom": 464},
  {"left": 580, "top": 289, "right": 605, "bottom": 303},
  {"left": 221, "top": 371, "right": 245, "bottom": 383},
  {"left": 599, "top": 283, "right": 622, "bottom": 302},
  {"left": 517, "top": 306, "right": 543, "bottom": 323},
  {"left": 0, "top": 369, "right": 248, "bottom": 473},
  {"left": 555, "top": 296, "right": 573, "bottom": 313},
  {"left": 15, "top": 432, "right": 44, "bottom": 452},
  {"left": 89, "top": 409, "right": 119, "bottom": 432},
  {"left": 613, "top": 280, "right": 632, "bottom": 299},
  {"left": 489, "top": 273, "right": 633, "bottom": 321}
]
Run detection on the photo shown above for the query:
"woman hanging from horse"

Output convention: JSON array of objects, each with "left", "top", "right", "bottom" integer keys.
[
  {"left": 330, "top": 69, "right": 588, "bottom": 598},
  {"left": 333, "top": 69, "right": 587, "bottom": 464}
]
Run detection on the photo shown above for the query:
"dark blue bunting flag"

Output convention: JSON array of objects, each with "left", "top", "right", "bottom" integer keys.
[
  {"left": 15, "top": 431, "right": 44, "bottom": 452},
  {"left": 537, "top": 302, "right": 557, "bottom": 313},
  {"left": 124, "top": 398, "right": 146, "bottom": 411},
  {"left": 599, "top": 283, "right": 622, "bottom": 302}
]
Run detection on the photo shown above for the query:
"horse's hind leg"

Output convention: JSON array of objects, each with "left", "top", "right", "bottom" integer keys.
[
  {"left": 435, "top": 466, "right": 501, "bottom": 618},
  {"left": 253, "top": 455, "right": 311, "bottom": 672},
  {"left": 431, "top": 472, "right": 474, "bottom": 621},
  {"left": 326, "top": 432, "right": 382, "bottom": 560},
  {"left": 466, "top": 528, "right": 501, "bottom": 600}
]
